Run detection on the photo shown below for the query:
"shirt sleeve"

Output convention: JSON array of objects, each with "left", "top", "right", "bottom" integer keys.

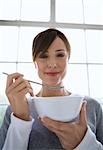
[
  {"left": 2, "top": 113, "right": 34, "bottom": 150},
  {"left": 74, "top": 125, "right": 103, "bottom": 150}
]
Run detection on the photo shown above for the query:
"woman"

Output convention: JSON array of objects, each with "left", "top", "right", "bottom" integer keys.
[{"left": 0, "top": 28, "right": 103, "bottom": 150}]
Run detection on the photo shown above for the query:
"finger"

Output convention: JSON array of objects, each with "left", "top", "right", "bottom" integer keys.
[
  {"left": 6, "top": 77, "right": 27, "bottom": 97},
  {"left": 30, "top": 91, "right": 34, "bottom": 97},
  {"left": 6, "top": 76, "right": 25, "bottom": 93},
  {"left": 24, "top": 80, "right": 34, "bottom": 96},
  {"left": 17, "top": 86, "right": 34, "bottom": 97},
  {"left": 19, "top": 86, "right": 34, "bottom": 97},
  {"left": 41, "top": 117, "right": 73, "bottom": 141},
  {"left": 7, "top": 78, "right": 34, "bottom": 99},
  {"left": 6, "top": 72, "right": 23, "bottom": 88},
  {"left": 41, "top": 117, "right": 64, "bottom": 131},
  {"left": 13, "top": 79, "right": 31, "bottom": 92},
  {"left": 79, "top": 101, "right": 87, "bottom": 125},
  {"left": 16, "top": 80, "right": 34, "bottom": 97}
]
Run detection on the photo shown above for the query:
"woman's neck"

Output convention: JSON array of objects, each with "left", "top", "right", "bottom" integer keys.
[{"left": 37, "top": 87, "right": 71, "bottom": 97}]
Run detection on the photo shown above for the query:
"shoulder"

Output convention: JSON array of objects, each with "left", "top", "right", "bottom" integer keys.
[
  {"left": 84, "top": 95, "right": 102, "bottom": 110},
  {"left": 84, "top": 96, "right": 103, "bottom": 124},
  {"left": 72, "top": 93, "right": 102, "bottom": 111}
]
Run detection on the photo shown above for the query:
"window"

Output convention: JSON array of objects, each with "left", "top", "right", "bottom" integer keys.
[
  {"left": 56, "top": 0, "right": 83, "bottom": 23},
  {"left": 0, "top": 0, "right": 103, "bottom": 126},
  {"left": 0, "top": 0, "right": 50, "bottom": 21}
]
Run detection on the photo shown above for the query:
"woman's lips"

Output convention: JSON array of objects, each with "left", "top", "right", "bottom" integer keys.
[{"left": 45, "top": 72, "right": 60, "bottom": 76}]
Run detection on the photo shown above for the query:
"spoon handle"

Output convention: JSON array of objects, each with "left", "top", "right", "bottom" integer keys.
[{"left": 2, "top": 72, "right": 64, "bottom": 90}]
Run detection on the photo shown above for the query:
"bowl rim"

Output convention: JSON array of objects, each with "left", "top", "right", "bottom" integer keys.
[{"left": 31, "top": 95, "right": 84, "bottom": 102}]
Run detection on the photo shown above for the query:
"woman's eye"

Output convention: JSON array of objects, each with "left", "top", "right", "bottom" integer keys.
[
  {"left": 39, "top": 54, "right": 48, "bottom": 58},
  {"left": 56, "top": 53, "right": 65, "bottom": 57}
]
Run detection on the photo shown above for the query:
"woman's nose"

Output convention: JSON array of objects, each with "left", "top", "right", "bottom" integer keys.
[
  {"left": 47, "top": 63, "right": 57, "bottom": 68},
  {"left": 47, "top": 59, "right": 57, "bottom": 68}
]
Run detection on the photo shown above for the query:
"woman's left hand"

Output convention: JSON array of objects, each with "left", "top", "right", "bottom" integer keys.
[{"left": 41, "top": 102, "right": 87, "bottom": 150}]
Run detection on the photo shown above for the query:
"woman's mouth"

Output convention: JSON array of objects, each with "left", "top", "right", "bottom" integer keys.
[{"left": 45, "top": 72, "right": 60, "bottom": 76}]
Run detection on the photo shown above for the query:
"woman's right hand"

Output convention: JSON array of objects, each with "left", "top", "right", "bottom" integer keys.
[{"left": 5, "top": 73, "right": 34, "bottom": 121}]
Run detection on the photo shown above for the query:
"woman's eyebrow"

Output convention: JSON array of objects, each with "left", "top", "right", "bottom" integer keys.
[{"left": 55, "top": 49, "right": 66, "bottom": 52}]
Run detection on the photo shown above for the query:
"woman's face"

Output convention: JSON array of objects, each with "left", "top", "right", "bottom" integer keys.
[{"left": 35, "top": 37, "right": 69, "bottom": 86}]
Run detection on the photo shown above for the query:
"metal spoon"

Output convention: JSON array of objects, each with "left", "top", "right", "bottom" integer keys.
[{"left": 2, "top": 72, "right": 64, "bottom": 90}]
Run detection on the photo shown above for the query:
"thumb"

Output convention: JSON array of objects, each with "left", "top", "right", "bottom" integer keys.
[{"left": 79, "top": 101, "right": 87, "bottom": 126}]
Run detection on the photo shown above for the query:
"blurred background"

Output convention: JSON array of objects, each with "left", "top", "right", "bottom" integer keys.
[{"left": 0, "top": 0, "right": 103, "bottom": 126}]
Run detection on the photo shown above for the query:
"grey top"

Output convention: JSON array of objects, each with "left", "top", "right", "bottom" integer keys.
[{"left": 0, "top": 96, "right": 103, "bottom": 150}]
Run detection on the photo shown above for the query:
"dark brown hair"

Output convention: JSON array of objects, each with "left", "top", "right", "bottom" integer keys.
[{"left": 32, "top": 28, "right": 71, "bottom": 62}]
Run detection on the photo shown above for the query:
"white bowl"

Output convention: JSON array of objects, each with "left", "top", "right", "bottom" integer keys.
[{"left": 32, "top": 95, "right": 84, "bottom": 122}]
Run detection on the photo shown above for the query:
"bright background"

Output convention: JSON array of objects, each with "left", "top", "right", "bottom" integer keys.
[{"left": 0, "top": 0, "right": 103, "bottom": 126}]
